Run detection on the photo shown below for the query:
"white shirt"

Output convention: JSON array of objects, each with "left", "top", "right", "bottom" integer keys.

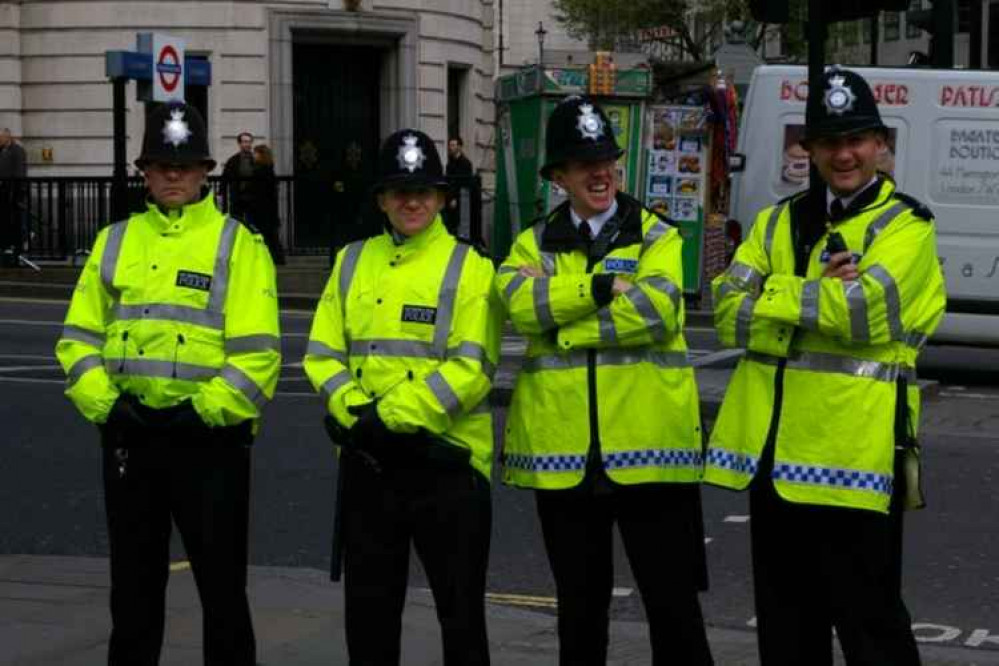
[
  {"left": 569, "top": 199, "right": 619, "bottom": 238},
  {"left": 827, "top": 177, "right": 879, "bottom": 216}
]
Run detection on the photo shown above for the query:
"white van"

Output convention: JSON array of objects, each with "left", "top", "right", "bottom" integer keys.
[{"left": 731, "top": 65, "right": 999, "bottom": 345}]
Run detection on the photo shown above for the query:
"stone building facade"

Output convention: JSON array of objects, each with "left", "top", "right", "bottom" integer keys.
[{"left": 0, "top": 0, "right": 497, "bottom": 180}]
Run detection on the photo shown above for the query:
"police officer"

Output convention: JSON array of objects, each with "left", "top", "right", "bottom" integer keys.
[
  {"left": 705, "top": 67, "right": 946, "bottom": 665},
  {"left": 55, "top": 102, "right": 281, "bottom": 665},
  {"left": 303, "top": 129, "right": 500, "bottom": 665},
  {"left": 495, "top": 96, "right": 713, "bottom": 666}
]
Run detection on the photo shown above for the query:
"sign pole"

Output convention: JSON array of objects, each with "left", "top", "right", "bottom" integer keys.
[
  {"left": 807, "top": 0, "right": 828, "bottom": 224},
  {"left": 111, "top": 78, "right": 128, "bottom": 222}
]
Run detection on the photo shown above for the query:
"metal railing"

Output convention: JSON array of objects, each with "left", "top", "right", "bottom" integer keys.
[{"left": 0, "top": 174, "right": 484, "bottom": 263}]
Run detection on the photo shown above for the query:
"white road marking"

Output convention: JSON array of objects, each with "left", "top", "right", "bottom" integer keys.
[
  {"left": 938, "top": 391, "right": 999, "bottom": 400},
  {"left": 0, "top": 354, "right": 57, "bottom": 360},
  {"left": 724, "top": 515, "right": 751, "bottom": 523},
  {"left": 611, "top": 587, "right": 633, "bottom": 597},
  {"left": 704, "top": 537, "right": 714, "bottom": 544},
  {"left": 0, "top": 365, "right": 61, "bottom": 372},
  {"left": 0, "top": 319, "right": 62, "bottom": 327}
]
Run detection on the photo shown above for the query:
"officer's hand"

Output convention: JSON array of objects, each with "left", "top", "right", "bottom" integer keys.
[
  {"left": 518, "top": 266, "right": 544, "bottom": 278},
  {"left": 822, "top": 252, "right": 860, "bottom": 281},
  {"left": 323, "top": 414, "right": 351, "bottom": 446},
  {"left": 611, "top": 276, "right": 632, "bottom": 296},
  {"left": 347, "top": 402, "right": 393, "bottom": 449},
  {"left": 105, "top": 394, "right": 146, "bottom": 432}
]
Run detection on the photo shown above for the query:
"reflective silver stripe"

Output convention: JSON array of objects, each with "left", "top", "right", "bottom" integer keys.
[
  {"left": 523, "top": 348, "right": 690, "bottom": 373},
  {"left": 764, "top": 203, "right": 784, "bottom": 261},
  {"left": 598, "top": 307, "right": 617, "bottom": 344},
  {"left": 726, "top": 262, "right": 765, "bottom": 294},
  {"left": 67, "top": 354, "right": 103, "bottom": 387},
  {"left": 448, "top": 341, "right": 496, "bottom": 378},
  {"left": 800, "top": 280, "right": 820, "bottom": 331},
  {"left": 641, "top": 276, "right": 682, "bottom": 311},
  {"left": 772, "top": 461, "right": 892, "bottom": 496},
  {"left": 61, "top": 324, "right": 106, "bottom": 348},
  {"left": 533, "top": 278, "right": 556, "bottom": 330},
  {"left": 225, "top": 334, "right": 281, "bottom": 355},
  {"left": 432, "top": 243, "right": 471, "bottom": 359},
  {"left": 864, "top": 201, "right": 910, "bottom": 252},
  {"left": 623, "top": 286, "right": 666, "bottom": 342},
  {"left": 220, "top": 364, "right": 268, "bottom": 408},
  {"left": 905, "top": 330, "right": 929, "bottom": 349},
  {"left": 532, "top": 222, "right": 557, "bottom": 276},
  {"left": 744, "top": 350, "right": 916, "bottom": 383},
  {"left": 338, "top": 241, "right": 365, "bottom": 307},
  {"left": 350, "top": 339, "right": 435, "bottom": 358},
  {"left": 865, "top": 264, "right": 903, "bottom": 341},
  {"left": 305, "top": 340, "right": 348, "bottom": 364},
  {"left": 497, "top": 265, "right": 517, "bottom": 275},
  {"left": 469, "top": 401, "right": 491, "bottom": 416},
  {"left": 734, "top": 295, "right": 756, "bottom": 348},
  {"left": 642, "top": 220, "right": 669, "bottom": 252},
  {"left": 320, "top": 369, "right": 354, "bottom": 405},
  {"left": 100, "top": 220, "right": 128, "bottom": 296},
  {"left": 843, "top": 280, "right": 869, "bottom": 344},
  {"left": 504, "top": 273, "right": 527, "bottom": 302},
  {"left": 426, "top": 371, "right": 462, "bottom": 417},
  {"left": 207, "top": 217, "right": 240, "bottom": 312},
  {"left": 598, "top": 349, "right": 690, "bottom": 368},
  {"left": 113, "top": 303, "right": 224, "bottom": 330},
  {"left": 105, "top": 358, "right": 220, "bottom": 382},
  {"left": 717, "top": 281, "right": 740, "bottom": 300}
]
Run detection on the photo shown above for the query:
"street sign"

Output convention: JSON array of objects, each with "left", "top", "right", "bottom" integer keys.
[{"left": 136, "top": 32, "right": 186, "bottom": 102}]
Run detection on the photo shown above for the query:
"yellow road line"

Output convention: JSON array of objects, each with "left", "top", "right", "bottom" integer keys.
[
  {"left": 485, "top": 592, "right": 558, "bottom": 609},
  {"left": 169, "top": 560, "right": 191, "bottom": 572}
]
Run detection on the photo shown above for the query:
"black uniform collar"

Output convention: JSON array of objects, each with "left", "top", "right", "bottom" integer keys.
[{"left": 539, "top": 192, "right": 644, "bottom": 254}]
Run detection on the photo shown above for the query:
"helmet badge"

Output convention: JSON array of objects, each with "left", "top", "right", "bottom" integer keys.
[
  {"left": 577, "top": 104, "right": 605, "bottom": 141},
  {"left": 162, "top": 108, "right": 192, "bottom": 148},
  {"left": 824, "top": 74, "right": 857, "bottom": 116},
  {"left": 397, "top": 134, "right": 426, "bottom": 173}
]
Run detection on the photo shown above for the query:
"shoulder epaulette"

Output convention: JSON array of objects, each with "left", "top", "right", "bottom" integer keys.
[{"left": 892, "top": 192, "right": 933, "bottom": 221}]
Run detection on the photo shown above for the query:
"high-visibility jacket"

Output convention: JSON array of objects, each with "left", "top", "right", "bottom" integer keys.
[
  {"left": 705, "top": 179, "right": 946, "bottom": 514},
  {"left": 55, "top": 194, "right": 282, "bottom": 427},
  {"left": 496, "top": 194, "right": 702, "bottom": 490},
  {"left": 303, "top": 217, "right": 501, "bottom": 479}
]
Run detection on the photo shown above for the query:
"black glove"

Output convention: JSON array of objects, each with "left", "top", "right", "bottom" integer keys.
[
  {"left": 323, "top": 413, "right": 351, "bottom": 446},
  {"left": 105, "top": 394, "right": 146, "bottom": 433},
  {"left": 347, "top": 402, "right": 393, "bottom": 451}
]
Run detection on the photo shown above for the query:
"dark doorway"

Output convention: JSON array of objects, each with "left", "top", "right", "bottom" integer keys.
[{"left": 293, "top": 42, "right": 383, "bottom": 252}]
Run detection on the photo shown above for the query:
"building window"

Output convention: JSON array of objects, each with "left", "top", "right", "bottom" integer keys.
[
  {"left": 843, "top": 22, "right": 859, "bottom": 47},
  {"left": 862, "top": 18, "right": 873, "bottom": 44},
  {"left": 906, "top": 0, "right": 924, "bottom": 38},
  {"left": 447, "top": 66, "right": 468, "bottom": 144},
  {"left": 885, "top": 12, "right": 901, "bottom": 41}
]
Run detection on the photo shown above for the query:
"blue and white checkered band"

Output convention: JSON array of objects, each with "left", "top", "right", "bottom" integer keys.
[
  {"left": 772, "top": 462, "right": 893, "bottom": 496},
  {"left": 577, "top": 104, "right": 605, "bottom": 141},
  {"left": 396, "top": 134, "right": 425, "bottom": 173},
  {"left": 603, "top": 449, "right": 703, "bottom": 470},
  {"left": 162, "top": 109, "right": 192, "bottom": 148},
  {"left": 706, "top": 447, "right": 760, "bottom": 477},
  {"left": 824, "top": 74, "right": 857, "bottom": 116},
  {"left": 502, "top": 453, "right": 587, "bottom": 473}
]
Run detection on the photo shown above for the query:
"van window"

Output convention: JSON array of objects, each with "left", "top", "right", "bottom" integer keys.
[
  {"left": 931, "top": 120, "right": 999, "bottom": 205},
  {"left": 776, "top": 120, "right": 902, "bottom": 193}
]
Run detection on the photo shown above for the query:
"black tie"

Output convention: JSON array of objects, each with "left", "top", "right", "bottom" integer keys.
[
  {"left": 829, "top": 198, "right": 846, "bottom": 221},
  {"left": 579, "top": 220, "right": 593, "bottom": 242}
]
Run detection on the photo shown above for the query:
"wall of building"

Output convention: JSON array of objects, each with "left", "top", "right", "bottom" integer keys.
[{"left": 0, "top": 0, "right": 495, "bottom": 177}]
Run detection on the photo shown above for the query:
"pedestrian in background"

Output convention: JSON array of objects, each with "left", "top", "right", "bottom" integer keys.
[
  {"left": 706, "top": 67, "right": 946, "bottom": 666},
  {"left": 222, "top": 131, "right": 255, "bottom": 222},
  {"left": 303, "top": 129, "right": 500, "bottom": 665},
  {"left": 54, "top": 102, "right": 281, "bottom": 666},
  {"left": 250, "top": 143, "right": 286, "bottom": 265},
  {"left": 0, "top": 128, "right": 27, "bottom": 267},
  {"left": 495, "top": 96, "right": 714, "bottom": 666},
  {"left": 443, "top": 136, "right": 473, "bottom": 236}
]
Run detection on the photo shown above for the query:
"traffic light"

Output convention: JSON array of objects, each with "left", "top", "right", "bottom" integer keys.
[
  {"left": 907, "top": 0, "right": 956, "bottom": 67},
  {"left": 750, "top": 0, "right": 910, "bottom": 23}
]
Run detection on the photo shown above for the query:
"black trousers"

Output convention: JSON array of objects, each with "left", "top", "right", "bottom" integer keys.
[
  {"left": 341, "top": 454, "right": 492, "bottom": 665},
  {"left": 101, "top": 423, "right": 256, "bottom": 666},
  {"left": 749, "top": 469, "right": 921, "bottom": 666},
  {"left": 535, "top": 481, "right": 714, "bottom": 666}
]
